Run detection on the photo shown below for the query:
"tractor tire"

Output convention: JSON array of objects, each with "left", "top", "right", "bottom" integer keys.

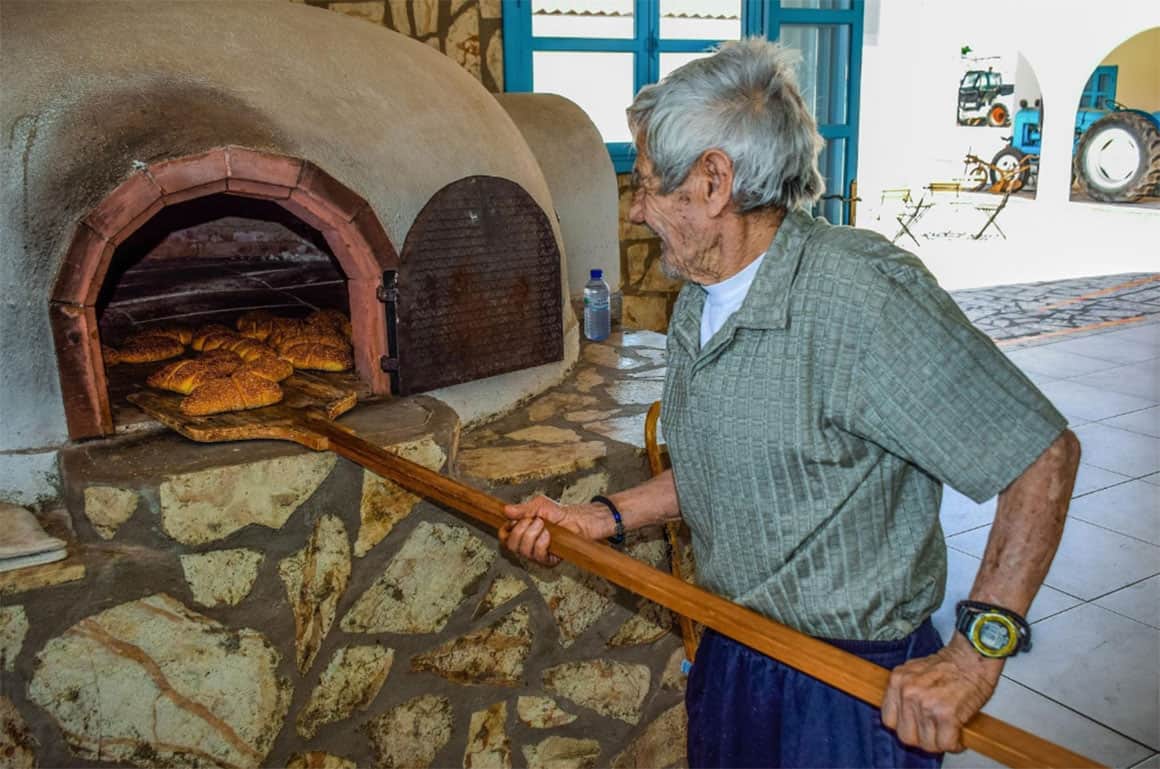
[
  {"left": 991, "top": 146, "right": 1027, "bottom": 190},
  {"left": 1074, "top": 111, "right": 1160, "bottom": 203},
  {"left": 988, "top": 102, "right": 1009, "bottom": 127}
]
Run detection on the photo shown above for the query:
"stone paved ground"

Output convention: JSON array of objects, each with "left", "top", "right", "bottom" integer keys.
[{"left": 952, "top": 272, "right": 1160, "bottom": 347}]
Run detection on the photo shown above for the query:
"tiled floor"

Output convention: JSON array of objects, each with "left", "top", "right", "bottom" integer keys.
[{"left": 934, "top": 310, "right": 1159, "bottom": 768}]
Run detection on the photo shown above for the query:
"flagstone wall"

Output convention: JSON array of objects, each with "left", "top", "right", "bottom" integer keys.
[
  {"left": 0, "top": 333, "right": 690, "bottom": 768},
  {"left": 299, "top": 0, "right": 505, "bottom": 92}
]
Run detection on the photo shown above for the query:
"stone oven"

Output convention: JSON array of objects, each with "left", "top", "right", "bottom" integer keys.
[{"left": 0, "top": 1, "right": 618, "bottom": 501}]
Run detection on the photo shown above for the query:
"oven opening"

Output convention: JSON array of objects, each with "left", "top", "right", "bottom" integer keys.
[{"left": 97, "top": 195, "right": 363, "bottom": 431}]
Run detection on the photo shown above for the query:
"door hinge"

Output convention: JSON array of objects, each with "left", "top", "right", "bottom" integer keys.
[{"left": 377, "top": 274, "right": 398, "bottom": 303}]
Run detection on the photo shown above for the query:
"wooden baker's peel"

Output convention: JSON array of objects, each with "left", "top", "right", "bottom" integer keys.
[{"left": 129, "top": 382, "right": 1103, "bottom": 769}]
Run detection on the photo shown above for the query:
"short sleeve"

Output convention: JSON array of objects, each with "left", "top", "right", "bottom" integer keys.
[{"left": 852, "top": 271, "right": 1067, "bottom": 503}]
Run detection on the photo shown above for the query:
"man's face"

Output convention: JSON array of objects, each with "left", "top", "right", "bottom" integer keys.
[{"left": 628, "top": 150, "right": 718, "bottom": 283}]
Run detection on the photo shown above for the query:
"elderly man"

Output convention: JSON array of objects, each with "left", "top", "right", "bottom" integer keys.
[{"left": 501, "top": 38, "right": 1079, "bottom": 769}]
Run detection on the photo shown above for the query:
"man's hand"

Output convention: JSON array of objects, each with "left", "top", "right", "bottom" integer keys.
[
  {"left": 880, "top": 635, "right": 1002, "bottom": 753},
  {"left": 499, "top": 496, "right": 611, "bottom": 566}
]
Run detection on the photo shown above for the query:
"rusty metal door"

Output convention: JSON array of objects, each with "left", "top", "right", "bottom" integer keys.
[{"left": 393, "top": 176, "right": 563, "bottom": 395}]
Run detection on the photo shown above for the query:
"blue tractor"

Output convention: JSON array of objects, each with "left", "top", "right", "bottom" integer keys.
[{"left": 991, "top": 100, "right": 1160, "bottom": 202}]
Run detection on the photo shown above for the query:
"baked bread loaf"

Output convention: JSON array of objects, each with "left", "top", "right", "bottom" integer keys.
[
  {"left": 117, "top": 336, "right": 185, "bottom": 364},
  {"left": 236, "top": 310, "right": 277, "bottom": 342},
  {"left": 223, "top": 337, "right": 278, "bottom": 362},
  {"left": 143, "top": 323, "right": 194, "bottom": 346},
  {"left": 281, "top": 342, "right": 353, "bottom": 371},
  {"left": 239, "top": 353, "right": 294, "bottom": 382},
  {"left": 147, "top": 355, "right": 243, "bottom": 395},
  {"left": 196, "top": 331, "right": 243, "bottom": 353},
  {"left": 179, "top": 370, "right": 284, "bottom": 416},
  {"left": 273, "top": 331, "right": 348, "bottom": 356},
  {"left": 102, "top": 345, "right": 121, "bottom": 366},
  {"left": 306, "top": 309, "right": 352, "bottom": 339},
  {"left": 198, "top": 348, "right": 244, "bottom": 368},
  {"left": 191, "top": 324, "right": 236, "bottom": 351},
  {"left": 265, "top": 319, "right": 310, "bottom": 350}
]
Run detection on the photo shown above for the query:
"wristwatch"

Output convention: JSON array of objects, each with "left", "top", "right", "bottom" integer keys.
[{"left": 955, "top": 600, "right": 1032, "bottom": 659}]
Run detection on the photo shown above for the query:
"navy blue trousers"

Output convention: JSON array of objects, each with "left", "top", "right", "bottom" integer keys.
[{"left": 686, "top": 619, "right": 945, "bottom": 769}]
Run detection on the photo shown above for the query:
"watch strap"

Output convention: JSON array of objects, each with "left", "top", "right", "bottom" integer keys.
[{"left": 955, "top": 600, "right": 1032, "bottom": 657}]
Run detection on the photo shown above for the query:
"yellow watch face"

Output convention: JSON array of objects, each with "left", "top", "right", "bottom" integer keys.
[{"left": 969, "top": 612, "right": 1020, "bottom": 658}]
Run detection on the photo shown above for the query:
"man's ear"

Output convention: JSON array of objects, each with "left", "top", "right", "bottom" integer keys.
[{"left": 700, "top": 149, "right": 735, "bottom": 217}]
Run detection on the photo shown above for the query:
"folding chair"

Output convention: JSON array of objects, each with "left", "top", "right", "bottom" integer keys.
[
  {"left": 973, "top": 189, "right": 1011, "bottom": 239},
  {"left": 892, "top": 192, "right": 933, "bottom": 248}
]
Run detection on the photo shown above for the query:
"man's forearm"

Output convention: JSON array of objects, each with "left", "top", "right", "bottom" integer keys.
[
  {"left": 968, "top": 429, "right": 1080, "bottom": 615},
  {"left": 600, "top": 469, "right": 681, "bottom": 533}
]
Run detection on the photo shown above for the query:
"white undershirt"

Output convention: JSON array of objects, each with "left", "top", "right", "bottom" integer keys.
[{"left": 700, "top": 253, "right": 765, "bottom": 347}]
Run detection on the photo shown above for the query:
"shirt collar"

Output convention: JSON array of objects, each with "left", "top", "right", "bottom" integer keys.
[
  {"left": 730, "top": 208, "right": 816, "bottom": 331},
  {"left": 669, "top": 208, "right": 817, "bottom": 354}
]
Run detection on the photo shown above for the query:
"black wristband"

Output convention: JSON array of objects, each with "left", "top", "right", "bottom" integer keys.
[{"left": 592, "top": 495, "right": 625, "bottom": 545}]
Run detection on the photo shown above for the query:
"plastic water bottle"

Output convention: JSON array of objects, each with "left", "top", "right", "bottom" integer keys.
[{"left": 583, "top": 268, "right": 611, "bottom": 341}]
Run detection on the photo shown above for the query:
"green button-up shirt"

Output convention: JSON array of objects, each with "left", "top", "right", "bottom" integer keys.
[{"left": 660, "top": 210, "right": 1066, "bottom": 641}]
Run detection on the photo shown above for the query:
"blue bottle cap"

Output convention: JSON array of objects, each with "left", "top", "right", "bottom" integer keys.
[{"left": 590, "top": 269, "right": 603, "bottom": 279}]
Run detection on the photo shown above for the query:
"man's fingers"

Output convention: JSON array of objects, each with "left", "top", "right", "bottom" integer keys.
[
  {"left": 531, "top": 522, "right": 554, "bottom": 563},
  {"left": 506, "top": 518, "right": 538, "bottom": 559},
  {"left": 935, "top": 717, "right": 965, "bottom": 754},
  {"left": 501, "top": 516, "right": 558, "bottom": 566},
  {"left": 880, "top": 678, "right": 900, "bottom": 730},
  {"left": 914, "top": 705, "right": 940, "bottom": 753}
]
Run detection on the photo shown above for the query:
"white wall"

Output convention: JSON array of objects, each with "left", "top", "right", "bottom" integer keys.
[{"left": 858, "top": 0, "right": 1160, "bottom": 289}]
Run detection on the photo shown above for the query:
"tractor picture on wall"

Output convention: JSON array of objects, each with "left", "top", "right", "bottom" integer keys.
[
  {"left": 958, "top": 69, "right": 1014, "bottom": 127},
  {"left": 987, "top": 99, "right": 1160, "bottom": 202}
]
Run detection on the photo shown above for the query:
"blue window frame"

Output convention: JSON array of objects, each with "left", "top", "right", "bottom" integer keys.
[
  {"left": 503, "top": 1, "right": 763, "bottom": 172},
  {"left": 503, "top": 0, "right": 864, "bottom": 224},
  {"left": 1080, "top": 65, "right": 1117, "bottom": 110}
]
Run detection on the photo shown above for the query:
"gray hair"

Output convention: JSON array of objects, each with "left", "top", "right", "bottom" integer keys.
[{"left": 627, "top": 38, "right": 824, "bottom": 212}]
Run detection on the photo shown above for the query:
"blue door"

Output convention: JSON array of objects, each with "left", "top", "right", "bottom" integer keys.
[{"left": 762, "top": 0, "right": 864, "bottom": 224}]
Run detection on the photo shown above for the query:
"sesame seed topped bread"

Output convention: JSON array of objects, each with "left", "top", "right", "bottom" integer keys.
[
  {"left": 146, "top": 355, "right": 243, "bottom": 395},
  {"left": 191, "top": 324, "right": 237, "bottom": 351},
  {"left": 280, "top": 341, "right": 354, "bottom": 372},
  {"left": 239, "top": 353, "right": 295, "bottom": 383},
  {"left": 117, "top": 335, "right": 186, "bottom": 364},
  {"left": 306, "top": 308, "right": 352, "bottom": 339},
  {"left": 179, "top": 370, "right": 284, "bottom": 416},
  {"left": 236, "top": 310, "right": 278, "bottom": 342}
]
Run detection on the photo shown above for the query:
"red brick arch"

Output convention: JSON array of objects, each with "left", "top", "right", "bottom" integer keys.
[{"left": 50, "top": 146, "right": 398, "bottom": 440}]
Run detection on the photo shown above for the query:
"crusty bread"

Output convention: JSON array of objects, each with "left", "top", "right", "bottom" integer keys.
[
  {"left": 306, "top": 309, "right": 352, "bottom": 339},
  {"left": 147, "top": 355, "right": 243, "bottom": 395},
  {"left": 191, "top": 324, "right": 236, "bottom": 351},
  {"left": 281, "top": 341, "right": 353, "bottom": 371},
  {"left": 198, "top": 348, "right": 244, "bottom": 368},
  {"left": 117, "top": 336, "right": 186, "bottom": 364},
  {"left": 265, "top": 319, "right": 310, "bottom": 350},
  {"left": 273, "top": 331, "right": 348, "bottom": 356},
  {"left": 179, "top": 370, "right": 284, "bottom": 416},
  {"left": 239, "top": 353, "right": 294, "bottom": 382},
  {"left": 102, "top": 345, "right": 121, "bottom": 366},
  {"left": 196, "top": 331, "right": 243, "bottom": 353},
  {"left": 142, "top": 323, "right": 194, "bottom": 346},
  {"left": 222, "top": 337, "right": 278, "bottom": 362},
  {"left": 236, "top": 310, "right": 278, "bottom": 342}
]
